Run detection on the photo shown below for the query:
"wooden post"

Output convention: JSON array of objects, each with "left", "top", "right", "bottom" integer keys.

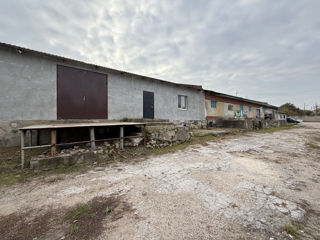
[
  {"left": 120, "top": 126, "right": 124, "bottom": 149},
  {"left": 50, "top": 129, "right": 56, "bottom": 155},
  {"left": 29, "top": 130, "right": 32, "bottom": 146},
  {"left": 21, "top": 130, "right": 25, "bottom": 169},
  {"left": 36, "top": 129, "right": 40, "bottom": 146},
  {"left": 90, "top": 127, "right": 96, "bottom": 150},
  {"left": 143, "top": 125, "right": 146, "bottom": 146}
]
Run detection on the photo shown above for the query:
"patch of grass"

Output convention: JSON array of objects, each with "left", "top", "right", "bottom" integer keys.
[
  {"left": 0, "top": 163, "right": 89, "bottom": 189},
  {"left": 105, "top": 206, "right": 112, "bottom": 215},
  {"left": 254, "top": 125, "right": 295, "bottom": 134},
  {"left": 283, "top": 224, "right": 299, "bottom": 237},
  {"left": 0, "top": 125, "right": 276, "bottom": 189},
  {"left": 291, "top": 221, "right": 303, "bottom": 231},
  {"left": 283, "top": 221, "right": 304, "bottom": 238},
  {"left": 306, "top": 143, "right": 320, "bottom": 150},
  {"left": 0, "top": 195, "right": 131, "bottom": 240},
  {"left": 68, "top": 204, "right": 90, "bottom": 220},
  {"left": 289, "top": 152, "right": 299, "bottom": 158},
  {"left": 64, "top": 196, "right": 127, "bottom": 240},
  {"left": 0, "top": 209, "right": 54, "bottom": 240},
  {"left": 54, "top": 164, "right": 90, "bottom": 174},
  {"left": 142, "top": 135, "right": 221, "bottom": 156},
  {"left": 69, "top": 224, "right": 79, "bottom": 234}
]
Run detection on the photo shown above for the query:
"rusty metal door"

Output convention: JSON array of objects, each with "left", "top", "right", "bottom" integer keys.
[{"left": 57, "top": 65, "right": 108, "bottom": 119}]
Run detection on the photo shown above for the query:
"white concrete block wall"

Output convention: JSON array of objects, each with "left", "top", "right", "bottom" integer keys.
[
  {"left": 0, "top": 48, "right": 57, "bottom": 120},
  {"left": 0, "top": 47, "right": 205, "bottom": 121},
  {"left": 108, "top": 73, "right": 205, "bottom": 120}
]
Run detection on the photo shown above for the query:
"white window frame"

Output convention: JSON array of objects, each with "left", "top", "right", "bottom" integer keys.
[
  {"left": 178, "top": 95, "right": 188, "bottom": 110},
  {"left": 228, "top": 104, "right": 233, "bottom": 111}
]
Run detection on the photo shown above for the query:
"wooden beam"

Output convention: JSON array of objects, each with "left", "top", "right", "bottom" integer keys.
[
  {"left": 50, "top": 129, "right": 57, "bottom": 155},
  {"left": 90, "top": 127, "right": 96, "bottom": 150},
  {"left": 120, "top": 126, "right": 124, "bottom": 149},
  {"left": 21, "top": 130, "right": 25, "bottom": 169},
  {"left": 143, "top": 125, "right": 146, "bottom": 146}
]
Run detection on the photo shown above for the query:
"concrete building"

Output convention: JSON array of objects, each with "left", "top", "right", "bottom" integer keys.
[
  {"left": 0, "top": 42, "right": 205, "bottom": 146},
  {"left": 0, "top": 42, "right": 205, "bottom": 122},
  {"left": 204, "top": 90, "right": 278, "bottom": 121}
]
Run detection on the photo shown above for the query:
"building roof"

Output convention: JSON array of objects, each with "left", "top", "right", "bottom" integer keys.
[
  {"left": 0, "top": 42, "right": 278, "bottom": 109},
  {"left": 204, "top": 89, "right": 278, "bottom": 109},
  {"left": 0, "top": 42, "right": 203, "bottom": 92}
]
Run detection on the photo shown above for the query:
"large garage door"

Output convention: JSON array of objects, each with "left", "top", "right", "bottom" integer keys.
[{"left": 57, "top": 65, "right": 108, "bottom": 119}]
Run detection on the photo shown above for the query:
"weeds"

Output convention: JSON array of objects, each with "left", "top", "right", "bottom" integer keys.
[
  {"left": 69, "top": 224, "right": 79, "bottom": 234},
  {"left": 64, "top": 196, "right": 126, "bottom": 240},
  {"left": 283, "top": 221, "right": 304, "bottom": 238},
  {"left": 254, "top": 125, "right": 295, "bottom": 134},
  {"left": 68, "top": 204, "right": 90, "bottom": 220},
  {"left": 284, "top": 224, "right": 298, "bottom": 237},
  {"left": 0, "top": 124, "right": 297, "bottom": 188},
  {"left": 306, "top": 143, "right": 320, "bottom": 150}
]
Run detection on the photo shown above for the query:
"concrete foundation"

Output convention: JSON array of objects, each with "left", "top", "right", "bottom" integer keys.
[{"left": 208, "top": 119, "right": 288, "bottom": 130}]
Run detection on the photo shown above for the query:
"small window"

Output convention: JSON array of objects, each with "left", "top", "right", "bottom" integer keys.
[
  {"left": 240, "top": 105, "right": 244, "bottom": 111},
  {"left": 228, "top": 104, "right": 233, "bottom": 111},
  {"left": 178, "top": 95, "right": 188, "bottom": 110},
  {"left": 249, "top": 106, "right": 252, "bottom": 112},
  {"left": 211, "top": 101, "right": 217, "bottom": 109}
]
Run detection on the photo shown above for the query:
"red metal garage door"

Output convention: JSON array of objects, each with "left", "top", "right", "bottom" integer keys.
[{"left": 57, "top": 65, "right": 108, "bottom": 119}]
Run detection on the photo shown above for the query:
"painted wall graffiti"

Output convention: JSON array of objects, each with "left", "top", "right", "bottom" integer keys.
[{"left": 234, "top": 110, "right": 248, "bottom": 119}]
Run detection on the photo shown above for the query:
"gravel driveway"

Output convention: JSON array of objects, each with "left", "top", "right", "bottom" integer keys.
[{"left": 1, "top": 123, "right": 319, "bottom": 239}]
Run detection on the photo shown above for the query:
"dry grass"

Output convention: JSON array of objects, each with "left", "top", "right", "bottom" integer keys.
[
  {"left": 254, "top": 125, "right": 296, "bottom": 134},
  {"left": 64, "top": 196, "right": 126, "bottom": 240},
  {"left": 0, "top": 209, "right": 55, "bottom": 240},
  {"left": 0, "top": 195, "right": 132, "bottom": 240},
  {"left": 0, "top": 125, "right": 292, "bottom": 188}
]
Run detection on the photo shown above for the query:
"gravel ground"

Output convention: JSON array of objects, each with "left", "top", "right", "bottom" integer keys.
[{"left": 0, "top": 122, "right": 319, "bottom": 239}]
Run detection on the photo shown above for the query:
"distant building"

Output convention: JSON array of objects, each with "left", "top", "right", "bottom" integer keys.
[{"left": 204, "top": 90, "right": 279, "bottom": 121}]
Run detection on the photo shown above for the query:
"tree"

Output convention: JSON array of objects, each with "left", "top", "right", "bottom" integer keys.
[{"left": 279, "top": 103, "right": 304, "bottom": 116}]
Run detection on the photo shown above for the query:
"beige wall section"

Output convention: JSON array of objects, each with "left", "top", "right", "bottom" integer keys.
[
  {"left": 205, "top": 100, "right": 224, "bottom": 117},
  {"left": 205, "top": 99, "right": 263, "bottom": 119}
]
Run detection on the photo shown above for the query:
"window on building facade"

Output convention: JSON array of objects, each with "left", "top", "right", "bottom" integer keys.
[
  {"left": 249, "top": 106, "right": 252, "bottom": 112},
  {"left": 240, "top": 105, "right": 244, "bottom": 111},
  {"left": 178, "top": 95, "right": 188, "bottom": 110},
  {"left": 211, "top": 101, "right": 217, "bottom": 109},
  {"left": 228, "top": 104, "right": 233, "bottom": 111}
]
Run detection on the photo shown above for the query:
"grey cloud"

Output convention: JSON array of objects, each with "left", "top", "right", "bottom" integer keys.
[{"left": 0, "top": 0, "right": 319, "bottom": 108}]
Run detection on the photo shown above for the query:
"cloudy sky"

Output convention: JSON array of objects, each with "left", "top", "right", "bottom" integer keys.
[{"left": 0, "top": 0, "right": 319, "bottom": 109}]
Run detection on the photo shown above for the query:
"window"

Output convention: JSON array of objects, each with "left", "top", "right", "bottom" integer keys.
[
  {"left": 178, "top": 95, "right": 188, "bottom": 110},
  {"left": 228, "top": 104, "right": 233, "bottom": 111},
  {"left": 211, "top": 101, "right": 217, "bottom": 109},
  {"left": 249, "top": 106, "right": 252, "bottom": 112},
  {"left": 240, "top": 105, "right": 244, "bottom": 111}
]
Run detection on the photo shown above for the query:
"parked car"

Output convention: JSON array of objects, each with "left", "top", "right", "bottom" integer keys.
[{"left": 287, "top": 117, "right": 300, "bottom": 123}]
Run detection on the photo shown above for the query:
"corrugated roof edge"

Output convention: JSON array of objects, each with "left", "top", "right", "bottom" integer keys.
[
  {"left": 0, "top": 42, "right": 203, "bottom": 91},
  {"left": 204, "top": 89, "right": 278, "bottom": 110}
]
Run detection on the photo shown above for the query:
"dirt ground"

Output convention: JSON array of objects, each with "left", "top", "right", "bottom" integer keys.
[{"left": 0, "top": 123, "right": 319, "bottom": 239}]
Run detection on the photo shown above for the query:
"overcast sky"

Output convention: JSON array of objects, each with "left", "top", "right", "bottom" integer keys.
[{"left": 0, "top": 0, "right": 319, "bottom": 109}]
